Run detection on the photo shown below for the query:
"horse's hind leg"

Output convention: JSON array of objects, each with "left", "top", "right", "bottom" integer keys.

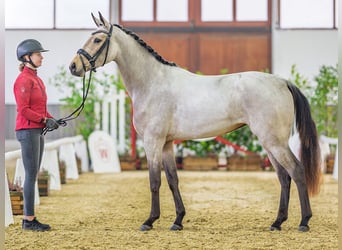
[
  {"left": 162, "top": 141, "right": 186, "bottom": 230},
  {"left": 268, "top": 147, "right": 312, "bottom": 232},
  {"left": 267, "top": 152, "right": 291, "bottom": 231}
]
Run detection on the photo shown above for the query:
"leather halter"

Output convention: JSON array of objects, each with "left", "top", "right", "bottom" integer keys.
[{"left": 77, "top": 24, "right": 113, "bottom": 72}]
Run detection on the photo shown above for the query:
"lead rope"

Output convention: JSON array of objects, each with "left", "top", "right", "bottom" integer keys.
[{"left": 41, "top": 69, "right": 94, "bottom": 135}]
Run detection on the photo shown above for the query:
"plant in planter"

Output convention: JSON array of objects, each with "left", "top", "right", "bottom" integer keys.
[
  {"left": 179, "top": 138, "right": 223, "bottom": 170},
  {"left": 38, "top": 170, "right": 50, "bottom": 196},
  {"left": 7, "top": 174, "right": 23, "bottom": 215},
  {"left": 179, "top": 126, "right": 265, "bottom": 171},
  {"left": 222, "top": 126, "right": 265, "bottom": 171}
]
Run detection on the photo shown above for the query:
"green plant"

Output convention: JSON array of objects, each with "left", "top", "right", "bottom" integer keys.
[
  {"left": 181, "top": 139, "right": 225, "bottom": 157},
  {"left": 312, "top": 65, "right": 338, "bottom": 137},
  {"left": 290, "top": 64, "right": 311, "bottom": 96},
  {"left": 179, "top": 126, "right": 263, "bottom": 157},
  {"left": 290, "top": 64, "right": 338, "bottom": 138},
  {"left": 222, "top": 126, "right": 263, "bottom": 154},
  {"left": 50, "top": 66, "right": 124, "bottom": 141}
]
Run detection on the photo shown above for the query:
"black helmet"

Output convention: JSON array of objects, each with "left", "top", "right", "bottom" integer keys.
[{"left": 16, "top": 39, "right": 48, "bottom": 61}]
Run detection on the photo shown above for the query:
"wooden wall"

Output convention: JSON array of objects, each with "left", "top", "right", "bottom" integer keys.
[{"left": 137, "top": 31, "right": 271, "bottom": 75}]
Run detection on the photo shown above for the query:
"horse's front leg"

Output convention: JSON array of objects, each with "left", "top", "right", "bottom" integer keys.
[
  {"left": 162, "top": 141, "right": 186, "bottom": 231},
  {"left": 140, "top": 139, "right": 163, "bottom": 231}
]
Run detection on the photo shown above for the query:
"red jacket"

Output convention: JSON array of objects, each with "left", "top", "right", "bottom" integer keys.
[{"left": 13, "top": 66, "right": 52, "bottom": 130}]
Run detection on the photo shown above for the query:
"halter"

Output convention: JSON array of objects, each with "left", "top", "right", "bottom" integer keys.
[
  {"left": 42, "top": 25, "right": 113, "bottom": 135},
  {"left": 77, "top": 24, "right": 113, "bottom": 72}
]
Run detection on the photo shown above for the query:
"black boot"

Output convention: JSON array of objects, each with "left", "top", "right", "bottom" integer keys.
[{"left": 22, "top": 217, "right": 51, "bottom": 231}]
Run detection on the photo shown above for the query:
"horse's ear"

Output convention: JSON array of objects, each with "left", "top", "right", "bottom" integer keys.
[
  {"left": 98, "top": 12, "right": 111, "bottom": 29},
  {"left": 91, "top": 12, "right": 102, "bottom": 27}
]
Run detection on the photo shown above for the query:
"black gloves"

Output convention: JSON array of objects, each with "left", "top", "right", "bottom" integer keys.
[{"left": 45, "top": 118, "right": 59, "bottom": 130}]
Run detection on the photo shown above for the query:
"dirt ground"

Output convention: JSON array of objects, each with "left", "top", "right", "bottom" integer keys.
[{"left": 5, "top": 170, "right": 338, "bottom": 250}]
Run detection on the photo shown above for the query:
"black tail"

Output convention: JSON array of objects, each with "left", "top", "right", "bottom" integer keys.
[{"left": 287, "top": 82, "right": 321, "bottom": 196}]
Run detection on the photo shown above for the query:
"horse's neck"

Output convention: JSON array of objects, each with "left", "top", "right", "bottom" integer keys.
[{"left": 113, "top": 29, "right": 167, "bottom": 98}]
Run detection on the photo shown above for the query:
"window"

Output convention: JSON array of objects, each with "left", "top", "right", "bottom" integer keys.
[
  {"left": 120, "top": 0, "right": 189, "bottom": 26},
  {"left": 120, "top": 0, "right": 270, "bottom": 28},
  {"left": 56, "top": 0, "right": 109, "bottom": 29},
  {"left": 5, "top": 0, "right": 110, "bottom": 29},
  {"left": 236, "top": 0, "right": 268, "bottom": 21},
  {"left": 121, "top": 0, "right": 154, "bottom": 21},
  {"left": 156, "top": 0, "right": 188, "bottom": 22},
  {"left": 279, "top": 0, "right": 337, "bottom": 29},
  {"left": 5, "top": 0, "right": 54, "bottom": 29},
  {"left": 201, "top": 0, "right": 233, "bottom": 22}
]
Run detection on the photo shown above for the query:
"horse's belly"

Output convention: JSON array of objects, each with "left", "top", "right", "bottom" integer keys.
[{"left": 171, "top": 116, "right": 244, "bottom": 141}]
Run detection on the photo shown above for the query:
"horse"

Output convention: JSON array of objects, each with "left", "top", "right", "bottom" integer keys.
[{"left": 69, "top": 13, "right": 321, "bottom": 232}]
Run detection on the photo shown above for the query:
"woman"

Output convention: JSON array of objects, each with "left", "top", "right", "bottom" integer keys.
[{"left": 14, "top": 39, "right": 59, "bottom": 231}]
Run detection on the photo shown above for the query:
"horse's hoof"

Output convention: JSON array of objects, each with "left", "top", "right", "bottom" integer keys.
[
  {"left": 270, "top": 226, "right": 281, "bottom": 231},
  {"left": 170, "top": 224, "right": 183, "bottom": 231},
  {"left": 140, "top": 224, "right": 153, "bottom": 231},
  {"left": 298, "top": 225, "right": 309, "bottom": 232}
]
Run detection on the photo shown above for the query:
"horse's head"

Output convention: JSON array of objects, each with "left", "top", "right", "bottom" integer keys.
[{"left": 69, "top": 12, "right": 116, "bottom": 77}]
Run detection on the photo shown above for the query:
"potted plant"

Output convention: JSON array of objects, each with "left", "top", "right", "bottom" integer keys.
[{"left": 180, "top": 139, "right": 222, "bottom": 170}]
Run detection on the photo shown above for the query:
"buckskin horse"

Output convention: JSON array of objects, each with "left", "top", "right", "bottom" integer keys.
[{"left": 69, "top": 13, "right": 321, "bottom": 232}]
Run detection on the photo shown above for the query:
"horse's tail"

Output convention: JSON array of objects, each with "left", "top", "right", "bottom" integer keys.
[{"left": 287, "top": 81, "right": 322, "bottom": 196}]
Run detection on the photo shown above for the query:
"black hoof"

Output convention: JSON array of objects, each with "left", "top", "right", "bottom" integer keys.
[
  {"left": 270, "top": 226, "right": 281, "bottom": 231},
  {"left": 140, "top": 224, "right": 153, "bottom": 231},
  {"left": 170, "top": 224, "right": 183, "bottom": 231},
  {"left": 298, "top": 225, "right": 309, "bottom": 232}
]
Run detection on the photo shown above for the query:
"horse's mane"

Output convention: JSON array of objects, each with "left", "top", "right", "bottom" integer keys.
[{"left": 113, "top": 24, "right": 177, "bottom": 67}]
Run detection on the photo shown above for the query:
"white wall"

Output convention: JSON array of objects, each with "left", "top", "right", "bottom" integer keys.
[
  {"left": 5, "top": 30, "right": 117, "bottom": 104},
  {"left": 272, "top": 29, "right": 338, "bottom": 80}
]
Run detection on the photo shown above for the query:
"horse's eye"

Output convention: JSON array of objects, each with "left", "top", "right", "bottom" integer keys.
[{"left": 94, "top": 38, "right": 102, "bottom": 44}]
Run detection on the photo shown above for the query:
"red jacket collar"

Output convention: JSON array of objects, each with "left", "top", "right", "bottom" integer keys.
[{"left": 23, "top": 66, "right": 38, "bottom": 75}]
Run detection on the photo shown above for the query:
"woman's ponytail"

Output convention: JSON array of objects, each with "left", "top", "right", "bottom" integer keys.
[{"left": 19, "top": 63, "right": 25, "bottom": 72}]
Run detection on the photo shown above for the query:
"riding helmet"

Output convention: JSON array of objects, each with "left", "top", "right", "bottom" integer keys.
[{"left": 16, "top": 39, "right": 49, "bottom": 61}]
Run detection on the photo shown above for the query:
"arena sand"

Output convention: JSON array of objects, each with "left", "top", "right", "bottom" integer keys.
[{"left": 5, "top": 171, "right": 338, "bottom": 249}]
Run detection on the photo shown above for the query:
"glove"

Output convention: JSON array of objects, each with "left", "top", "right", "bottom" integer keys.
[{"left": 45, "top": 118, "right": 59, "bottom": 130}]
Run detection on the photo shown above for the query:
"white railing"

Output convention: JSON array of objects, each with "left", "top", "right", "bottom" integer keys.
[{"left": 94, "top": 89, "right": 127, "bottom": 154}]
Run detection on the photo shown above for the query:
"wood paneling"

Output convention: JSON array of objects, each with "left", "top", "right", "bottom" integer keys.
[
  {"left": 197, "top": 33, "right": 271, "bottom": 74},
  {"left": 138, "top": 33, "right": 194, "bottom": 70},
  {"left": 137, "top": 32, "right": 271, "bottom": 75}
]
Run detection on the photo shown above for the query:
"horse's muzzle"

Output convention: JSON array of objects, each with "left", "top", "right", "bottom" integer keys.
[{"left": 69, "top": 57, "right": 85, "bottom": 77}]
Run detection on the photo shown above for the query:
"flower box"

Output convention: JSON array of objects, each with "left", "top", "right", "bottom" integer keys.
[
  {"left": 10, "top": 191, "right": 23, "bottom": 215},
  {"left": 183, "top": 156, "right": 218, "bottom": 171},
  {"left": 119, "top": 155, "right": 138, "bottom": 170},
  {"left": 326, "top": 154, "right": 335, "bottom": 174},
  {"left": 38, "top": 171, "right": 50, "bottom": 196},
  {"left": 59, "top": 160, "right": 66, "bottom": 184},
  {"left": 228, "top": 154, "right": 262, "bottom": 171}
]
